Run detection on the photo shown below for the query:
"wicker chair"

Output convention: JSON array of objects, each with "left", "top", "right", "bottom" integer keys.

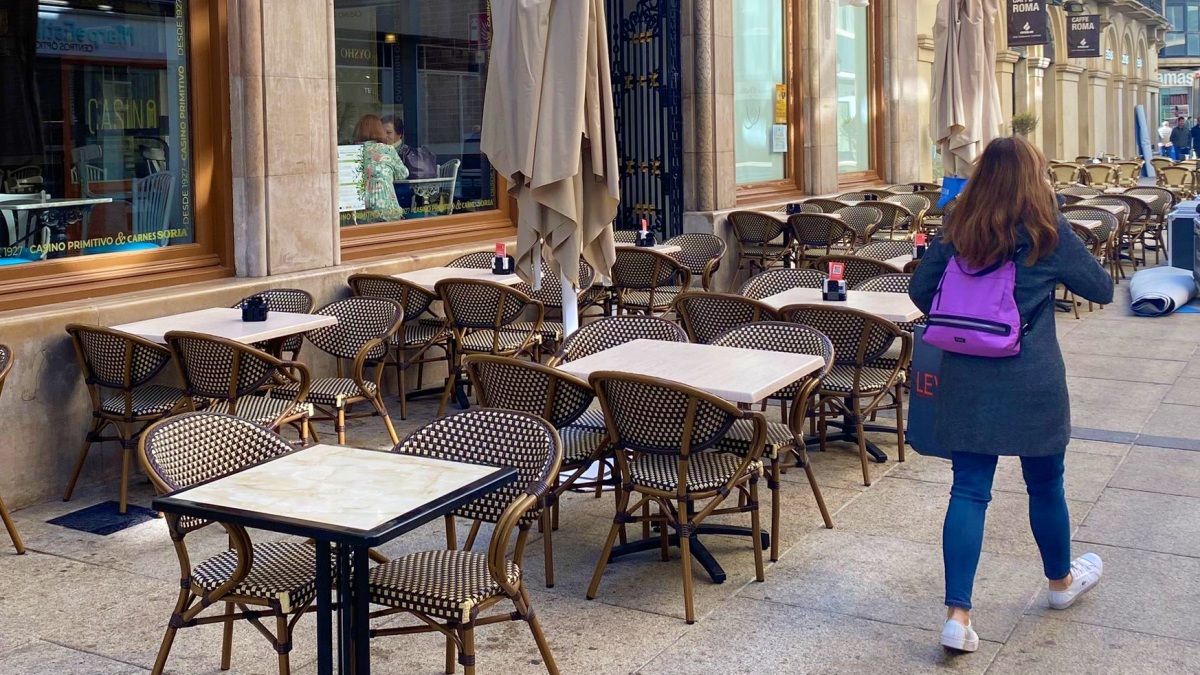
[
  {"left": 914, "top": 190, "right": 946, "bottom": 233},
  {"left": 855, "top": 240, "right": 913, "bottom": 262},
  {"left": 1081, "top": 164, "right": 1118, "bottom": 188},
  {"left": 790, "top": 202, "right": 822, "bottom": 214},
  {"left": 464, "top": 355, "right": 603, "bottom": 589},
  {"left": 435, "top": 279, "right": 544, "bottom": 417},
  {"left": 813, "top": 255, "right": 901, "bottom": 288},
  {"left": 1065, "top": 223, "right": 1108, "bottom": 318},
  {"left": 585, "top": 372, "right": 767, "bottom": 624},
  {"left": 887, "top": 182, "right": 940, "bottom": 193},
  {"left": 726, "top": 210, "right": 793, "bottom": 279},
  {"left": 836, "top": 189, "right": 892, "bottom": 202},
  {"left": 1126, "top": 186, "right": 1177, "bottom": 264},
  {"left": 738, "top": 268, "right": 827, "bottom": 300},
  {"left": 447, "top": 251, "right": 498, "bottom": 268},
  {"left": 138, "top": 412, "right": 323, "bottom": 675},
  {"left": 0, "top": 345, "right": 23, "bottom": 553},
  {"left": 1157, "top": 166, "right": 1194, "bottom": 199},
  {"left": 347, "top": 274, "right": 449, "bottom": 419},
  {"left": 801, "top": 198, "right": 853, "bottom": 213},
  {"left": 613, "top": 230, "right": 640, "bottom": 244},
  {"left": 789, "top": 212, "right": 856, "bottom": 264},
  {"left": 710, "top": 323, "right": 834, "bottom": 559},
  {"left": 834, "top": 205, "right": 884, "bottom": 244},
  {"left": 1060, "top": 205, "right": 1120, "bottom": 281},
  {"left": 665, "top": 232, "right": 726, "bottom": 291},
  {"left": 268, "top": 297, "right": 402, "bottom": 445},
  {"left": 883, "top": 194, "right": 930, "bottom": 234},
  {"left": 780, "top": 305, "right": 910, "bottom": 486},
  {"left": 64, "top": 324, "right": 186, "bottom": 514},
  {"left": 1079, "top": 195, "right": 1149, "bottom": 270},
  {"left": 512, "top": 257, "right": 603, "bottom": 355},
  {"left": 1058, "top": 185, "right": 1102, "bottom": 199},
  {"left": 1114, "top": 161, "right": 1142, "bottom": 187},
  {"left": 862, "top": 201, "right": 915, "bottom": 241},
  {"left": 232, "top": 289, "right": 314, "bottom": 360},
  {"left": 672, "top": 291, "right": 780, "bottom": 344},
  {"left": 550, "top": 315, "right": 687, "bottom": 365},
  {"left": 369, "top": 409, "right": 562, "bottom": 675},
  {"left": 610, "top": 247, "right": 692, "bottom": 316},
  {"left": 1150, "top": 156, "right": 1175, "bottom": 173},
  {"left": 165, "top": 331, "right": 313, "bottom": 441},
  {"left": 1050, "top": 163, "right": 1083, "bottom": 187}
]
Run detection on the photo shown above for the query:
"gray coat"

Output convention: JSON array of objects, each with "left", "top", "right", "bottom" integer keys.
[{"left": 908, "top": 218, "right": 1114, "bottom": 457}]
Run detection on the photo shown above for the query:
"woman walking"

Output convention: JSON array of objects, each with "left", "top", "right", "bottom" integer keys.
[{"left": 909, "top": 137, "right": 1114, "bottom": 653}]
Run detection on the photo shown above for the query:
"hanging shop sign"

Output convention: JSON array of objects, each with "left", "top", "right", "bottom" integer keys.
[
  {"left": 1007, "top": 1, "right": 1048, "bottom": 47},
  {"left": 1067, "top": 14, "right": 1101, "bottom": 59}
]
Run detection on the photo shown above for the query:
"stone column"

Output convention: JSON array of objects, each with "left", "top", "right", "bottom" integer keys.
[
  {"left": 1087, "top": 71, "right": 1111, "bottom": 156},
  {"left": 917, "top": 34, "right": 937, "bottom": 181},
  {"left": 879, "top": 0, "right": 921, "bottom": 184},
  {"left": 1026, "top": 57, "right": 1051, "bottom": 151},
  {"left": 1112, "top": 76, "right": 1127, "bottom": 158},
  {"left": 1054, "top": 64, "right": 1085, "bottom": 159},
  {"left": 995, "top": 50, "right": 1020, "bottom": 126},
  {"left": 681, "top": 0, "right": 734, "bottom": 213},
  {"left": 800, "top": 0, "right": 839, "bottom": 195}
]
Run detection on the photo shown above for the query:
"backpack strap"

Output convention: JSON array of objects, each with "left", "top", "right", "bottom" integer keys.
[{"left": 1021, "top": 293, "right": 1055, "bottom": 336}]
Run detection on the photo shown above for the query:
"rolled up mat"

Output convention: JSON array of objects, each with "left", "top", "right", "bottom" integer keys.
[{"left": 1129, "top": 266, "right": 1199, "bottom": 316}]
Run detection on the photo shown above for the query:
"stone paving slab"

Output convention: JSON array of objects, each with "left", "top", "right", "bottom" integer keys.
[
  {"left": 1074, "top": 488, "right": 1200, "bottom": 558},
  {"left": 986, "top": 616, "right": 1200, "bottom": 675},
  {"left": 1108, "top": 445, "right": 1200, "bottom": 498}
]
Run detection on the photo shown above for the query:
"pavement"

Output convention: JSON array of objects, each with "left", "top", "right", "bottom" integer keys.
[{"left": 2, "top": 278, "right": 1199, "bottom": 674}]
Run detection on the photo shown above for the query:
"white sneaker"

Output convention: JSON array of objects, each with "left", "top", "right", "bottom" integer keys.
[
  {"left": 940, "top": 619, "right": 979, "bottom": 653},
  {"left": 1047, "top": 552, "right": 1104, "bottom": 610}
]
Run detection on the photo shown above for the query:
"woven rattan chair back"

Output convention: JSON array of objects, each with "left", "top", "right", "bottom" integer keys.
[
  {"left": 788, "top": 213, "right": 855, "bottom": 253},
  {"left": 793, "top": 203, "right": 822, "bottom": 214},
  {"left": 1082, "top": 164, "right": 1117, "bottom": 187},
  {"left": 711, "top": 321, "right": 834, "bottom": 382},
  {"left": 67, "top": 324, "right": 173, "bottom": 391},
  {"left": 395, "top": 409, "right": 562, "bottom": 527},
  {"left": 1079, "top": 195, "right": 1146, "bottom": 223},
  {"left": 862, "top": 201, "right": 913, "bottom": 239},
  {"left": 166, "top": 331, "right": 288, "bottom": 401},
  {"left": 446, "top": 251, "right": 497, "bottom": 268},
  {"left": 348, "top": 273, "right": 436, "bottom": 323},
  {"left": 672, "top": 291, "right": 780, "bottom": 344},
  {"left": 436, "top": 279, "right": 537, "bottom": 330},
  {"left": 1115, "top": 161, "right": 1142, "bottom": 185},
  {"left": 232, "top": 288, "right": 314, "bottom": 357},
  {"left": 1050, "top": 164, "right": 1082, "bottom": 186},
  {"left": 738, "top": 268, "right": 827, "bottom": 300},
  {"left": 780, "top": 305, "right": 897, "bottom": 367},
  {"left": 1060, "top": 205, "right": 1119, "bottom": 244},
  {"left": 613, "top": 230, "right": 640, "bottom": 244},
  {"left": 1058, "top": 185, "right": 1101, "bottom": 198},
  {"left": 1126, "top": 186, "right": 1177, "bottom": 219},
  {"left": 1157, "top": 166, "right": 1192, "bottom": 191},
  {"left": 552, "top": 315, "right": 687, "bottom": 364},
  {"left": 814, "top": 255, "right": 900, "bottom": 288},
  {"left": 914, "top": 191, "right": 945, "bottom": 218},
  {"left": 727, "top": 210, "right": 786, "bottom": 247},
  {"left": 834, "top": 205, "right": 883, "bottom": 243},
  {"left": 140, "top": 412, "right": 295, "bottom": 529},
  {"left": 305, "top": 297, "right": 403, "bottom": 362},
  {"left": 888, "top": 182, "right": 941, "bottom": 193},
  {"left": 837, "top": 190, "right": 890, "bottom": 202},
  {"left": 611, "top": 247, "right": 691, "bottom": 290},
  {"left": 854, "top": 240, "right": 912, "bottom": 262},
  {"left": 514, "top": 257, "right": 597, "bottom": 308},
  {"left": 802, "top": 198, "right": 852, "bottom": 213},
  {"left": 883, "top": 194, "right": 929, "bottom": 225},
  {"left": 853, "top": 273, "right": 912, "bottom": 294},
  {"left": 465, "top": 354, "right": 593, "bottom": 428},
  {"left": 665, "top": 232, "right": 726, "bottom": 289},
  {"left": 589, "top": 372, "right": 742, "bottom": 457},
  {"left": 1070, "top": 222, "right": 1106, "bottom": 260}
]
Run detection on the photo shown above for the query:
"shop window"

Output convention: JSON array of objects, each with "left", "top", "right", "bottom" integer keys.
[
  {"left": 733, "top": 0, "right": 787, "bottom": 186},
  {"left": 1, "top": 1, "right": 195, "bottom": 263},
  {"left": 334, "top": 0, "right": 499, "bottom": 229},
  {"left": 0, "top": 0, "right": 231, "bottom": 310},
  {"left": 835, "top": 4, "right": 873, "bottom": 175}
]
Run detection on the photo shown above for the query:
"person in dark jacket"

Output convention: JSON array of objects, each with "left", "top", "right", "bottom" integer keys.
[
  {"left": 1169, "top": 117, "right": 1191, "bottom": 160},
  {"left": 909, "top": 136, "right": 1114, "bottom": 654},
  {"left": 1191, "top": 120, "right": 1200, "bottom": 159}
]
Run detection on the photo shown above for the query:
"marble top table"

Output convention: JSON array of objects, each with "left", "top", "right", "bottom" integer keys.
[
  {"left": 884, "top": 254, "right": 916, "bottom": 269},
  {"left": 756, "top": 287, "right": 924, "bottom": 323},
  {"left": 1067, "top": 219, "right": 1105, "bottom": 233},
  {"left": 1101, "top": 189, "right": 1156, "bottom": 203},
  {"left": 1085, "top": 203, "right": 1129, "bottom": 216},
  {"left": 111, "top": 307, "right": 337, "bottom": 345},
  {"left": 557, "top": 339, "right": 824, "bottom": 404},
  {"left": 615, "top": 242, "right": 683, "bottom": 254},
  {"left": 394, "top": 266, "right": 525, "bottom": 292},
  {"left": 154, "top": 443, "right": 517, "bottom": 675}
]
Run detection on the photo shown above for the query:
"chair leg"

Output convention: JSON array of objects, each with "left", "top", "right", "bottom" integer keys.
[
  {"left": 63, "top": 418, "right": 103, "bottom": 502},
  {"left": 374, "top": 396, "right": 400, "bottom": 445},
  {"left": 542, "top": 508, "right": 555, "bottom": 588},
  {"left": 523, "top": 594, "right": 560, "bottom": 674},
  {"left": 894, "top": 386, "right": 907, "bottom": 464},
  {"left": 220, "top": 602, "right": 235, "bottom": 670},
  {"left": 678, "top": 510, "right": 696, "bottom": 625},
  {"left": 398, "top": 365, "right": 409, "bottom": 421},
  {"left": 335, "top": 406, "right": 347, "bottom": 446},
  {"left": 118, "top": 426, "right": 134, "bottom": 515},
  {"left": 437, "top": 364, "right": 458, "bottom": 418},
  {"left": 0, "top": 494, "right": 25, "bottom": 554},
  {"left": 586, "top": 489, "right": 630, "bottom": 601},
  {"left": 855, "top": 416, "right": 872, "bottom": 487},
  {"left": 445, "top": 631, "right": 457, "bottom": 674},
  {"left": 458, "top": 626, "right": 476, "bottom": 675},
  {"left": 151, "top": 589, "right": 189, "bottom": 675},
  {"left": 748, "top": 479, "right": 765, "bottom": 582},
  {"left": 768, "top": 460, "right": 782, "bottom": 562},
  {"left": 275, "top": 613, "right": 291, "bottom": 675},
  {"left": 799, "top": 448, "right": 834, "bottom": 529}
]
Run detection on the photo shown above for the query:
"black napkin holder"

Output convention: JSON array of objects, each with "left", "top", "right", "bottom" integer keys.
[
  {"left": 635, "top": 230, "right": 657, "bottom": 247},
  {"left": 242, "top": 295, "right": 269, "bottom": 322},
  {"left": 822, "top": 279, "right": 847, "bottom": 301},
  {"left": 492, "top": 255, "right": 516, "bottom": 275},
  {"left": 914, "top": 243, "right": 926, "bottom": 260}
]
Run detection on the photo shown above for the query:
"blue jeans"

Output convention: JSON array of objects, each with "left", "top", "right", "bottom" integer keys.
[{"left": 943, "top": 452, "right": 1072, "bottom": 609}]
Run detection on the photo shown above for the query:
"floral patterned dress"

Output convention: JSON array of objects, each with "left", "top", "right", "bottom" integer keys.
[{"left": 361, "top": 141, "right": 409, "bottom": 222}]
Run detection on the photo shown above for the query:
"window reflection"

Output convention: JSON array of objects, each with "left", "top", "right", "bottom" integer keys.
[
  {"left": 733, "top": 0, "right": 785, "bottom": 185},
  {"left": 835, "top": 5, "right": 872, "bottom": 174}
]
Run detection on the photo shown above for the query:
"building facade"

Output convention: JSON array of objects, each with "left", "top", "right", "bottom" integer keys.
[
  {"left": 0, "top": 0, "right": 1167, "bottom": 507},
  {"left": 1157, "top": 0, "right": 1200, "bottom": 122}
]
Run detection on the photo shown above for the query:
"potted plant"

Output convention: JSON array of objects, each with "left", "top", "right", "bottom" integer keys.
[{"left": 1011, "top": 112, "right": 1039, "bottom": 138}]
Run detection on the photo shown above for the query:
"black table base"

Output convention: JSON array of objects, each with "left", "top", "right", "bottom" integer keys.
[
  {"left": 315, "top": 543, "right": 372, "bottom": 674},
  {"left": 807, "top": 418, "right": 891, "bottom": 463},
  {"left": 605, "top": 525, "right": 770, "bottom": 585}
]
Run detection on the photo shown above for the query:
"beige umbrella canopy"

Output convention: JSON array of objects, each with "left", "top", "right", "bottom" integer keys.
[
  {"left": 482, "top": 0, "right": 620, "bottom": 333},
  {"left": 931, "top": 0, "right": 1004, "bottom": 178}
]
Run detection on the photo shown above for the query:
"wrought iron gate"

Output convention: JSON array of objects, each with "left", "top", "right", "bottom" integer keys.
[{"left": 606, "top": 0, "right": 683, "bottom": 239}]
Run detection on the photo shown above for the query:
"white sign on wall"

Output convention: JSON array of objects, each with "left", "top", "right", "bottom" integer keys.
[
  {"left": 1159, "top": 70, "right": 1198, "bottom": 88},
  {"left": 337, "top": 145, "right": 366, "bottom": 213}
]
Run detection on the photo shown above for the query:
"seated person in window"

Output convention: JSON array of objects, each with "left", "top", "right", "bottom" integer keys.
[{"left": 353, "top": 114, "right": 408, "bottom": 222}]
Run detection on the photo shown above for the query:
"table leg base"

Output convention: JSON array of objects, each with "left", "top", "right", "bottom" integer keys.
[
  {"left": 807, "top": 425, "right": 890, "bottom": 463},
  {"left": 605, "top": 527, "right": 770, "bottom": 585}
]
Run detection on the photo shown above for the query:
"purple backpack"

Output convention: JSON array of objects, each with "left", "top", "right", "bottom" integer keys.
[{"left": 923, "top": 249, "right": 1049, "bottom": 358}]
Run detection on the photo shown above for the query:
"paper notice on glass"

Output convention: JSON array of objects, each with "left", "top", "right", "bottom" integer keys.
[
  {"left": 337, "top": 145, "right": 366, "bottom": 213},
  {"left": 771, "top": 124, "right": 788, "bottom": 153},
  {"left": 774, "top": 84, "right": 787, "bottom": 124}
]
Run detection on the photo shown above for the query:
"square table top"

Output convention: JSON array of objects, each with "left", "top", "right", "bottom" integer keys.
[
  {"left": 394, "top": 266, "right": 525, "bottom": 292},
  {"left": 111, "top": 307, "right": 337, "bottom": 345},
  {"left": 615, "top": 242, "right": 683, "bottom": 254},
  {"left": 0, "top": 196, "right": 113, "bottom": 210},
  {"left": 883, "top": 254, "right": 915, "bottom": 269},
  {"left": 153, "top": 444, "right": 517, "bottom": 546},
  {"left": 1067, "top": 219, "right": 1104, "bottom": 232},
  {"left": 556, "top": 339, "right": 825, "bottom": 404},
  {"left": 757, "top": 287, "right": 924, "bottom": 323}
]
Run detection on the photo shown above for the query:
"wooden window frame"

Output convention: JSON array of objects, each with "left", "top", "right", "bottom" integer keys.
[
  {"left": 0, "top": 0, "right": 234, "bottom": 313},
  {"left": 837, "top": 0, "right": 886, "bottom": 188}
]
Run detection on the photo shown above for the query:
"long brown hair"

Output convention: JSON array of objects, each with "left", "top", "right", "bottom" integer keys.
[
  {"left": 352, "top": 114, "right": 389, "bottom": 144},
  {"left": 943, "top": 136, "right": 1059, "bottom": 268}
]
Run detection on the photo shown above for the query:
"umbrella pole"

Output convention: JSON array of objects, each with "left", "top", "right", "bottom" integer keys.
[{"left": 560, "top": 272, "right": 579, "bottom": 336}]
